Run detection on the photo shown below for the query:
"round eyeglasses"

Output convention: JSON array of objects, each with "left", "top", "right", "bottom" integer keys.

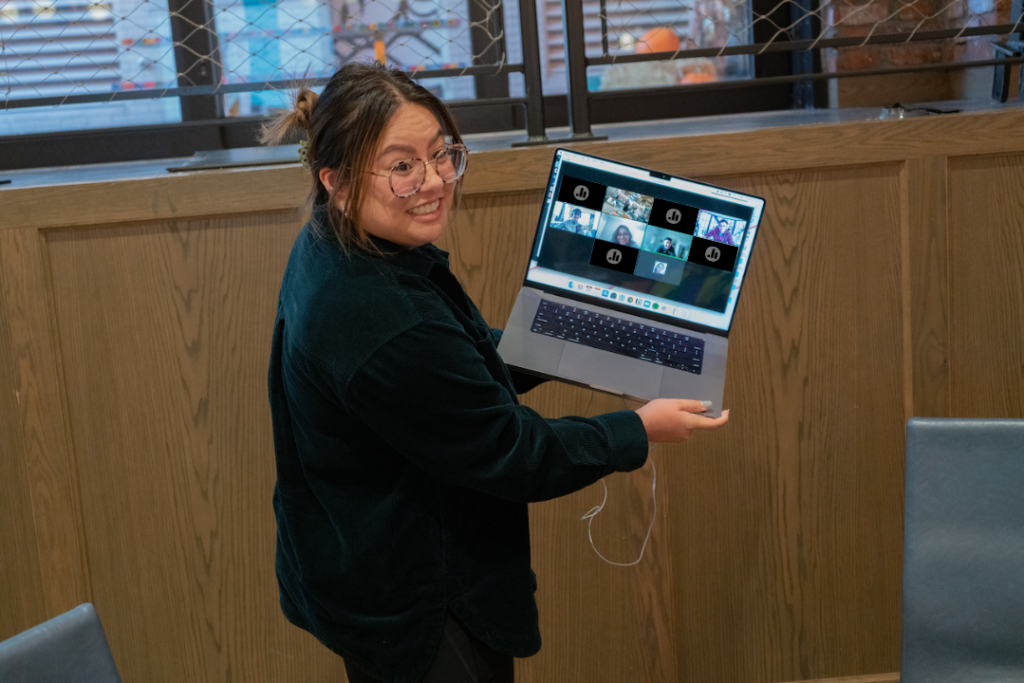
[{"left": 368, "top": 144, "right": 469, "bottom": 198}]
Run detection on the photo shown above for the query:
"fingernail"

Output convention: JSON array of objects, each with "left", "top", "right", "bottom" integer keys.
[{"left": 700, "top": 400, "right": 712, "bottom": 408}]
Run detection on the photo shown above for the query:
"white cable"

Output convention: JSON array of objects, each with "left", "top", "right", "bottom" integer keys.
[{"left": 580, "top": 447, "right": 657, "bottom": 567}]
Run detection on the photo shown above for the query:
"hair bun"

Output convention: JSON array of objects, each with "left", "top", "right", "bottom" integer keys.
[{"left": 294, "top": 88, "right": 319, "bottom": 133}]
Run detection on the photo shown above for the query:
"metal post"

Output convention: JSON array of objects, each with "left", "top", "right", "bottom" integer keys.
[
  {"left": 560, "top": 0, "right": 606, "bottom": 140},
  {"left": 599, "top": 0, "right": 609, "bottom": 56},
  {"left": 992, "top": 42, "right": 1014, "bottom": 101},
  {"left": 511, "top": 0, "right": 550, "bottom": 144},
  {"left": 168, "top": 0, "right": 222, "bottom": 121},
  {"left": 1013, "top": 0, "right": 1023, "bottom": 99},
  {"left": 790, "top": 0, "right": 815, "bottom": 108}
]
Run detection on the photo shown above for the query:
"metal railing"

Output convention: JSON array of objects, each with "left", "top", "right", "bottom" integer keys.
[
  {"left": 559, "top": 0, "right": 1024, "bottom": 137},
  {"left": 1, "top": 0, "right": 547, "bottom": 142},
  {"left": 2, "top": 0, "right": 1023, "bottom": 161}
]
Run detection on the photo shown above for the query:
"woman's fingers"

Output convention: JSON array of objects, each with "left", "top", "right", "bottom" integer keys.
[
  {"left": 671, "top": 399, "right": 712, "bottom": 414},
  {"left": 690, "top": 409, "right": 730, "bottom": 430},
  {"left": 636, "top": 399, "right": 731, "bottom": 443}
]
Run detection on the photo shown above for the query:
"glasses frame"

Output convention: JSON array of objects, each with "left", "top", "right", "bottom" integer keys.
[{"left": 367, "top": 143, "right": 470, "bottom": 199}]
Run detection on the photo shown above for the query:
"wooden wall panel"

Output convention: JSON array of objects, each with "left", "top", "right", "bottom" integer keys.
[
  {"left": 947, "top": 152, "right": 1024, "bottom": 418},
  {"left": 0, "top": 228, "right": 89, "bottom": 635},
  {"left": 0, "top": 237, "right": 49, "bottom": 639},
  {"left": 441, "top": 167, "right": 905, "bottom": 683},
  {"left": 906, "top": 157, "right": 950, "bottom": 419},
  {"left": 4, "top": 108, "right": 1024, "bottom": 683},
  {"left": 43, "top": 212, "right": 344, "bottom": 683},
  {"left": 705, "top": 166, "right": 904, "bottom": 680}
]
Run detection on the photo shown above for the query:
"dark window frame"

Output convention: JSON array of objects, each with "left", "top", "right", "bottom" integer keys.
[{"left": 3, "top": 0, "right": 1021, "bottom": 171}]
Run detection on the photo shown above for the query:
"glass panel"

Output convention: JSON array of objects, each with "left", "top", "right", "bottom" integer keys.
[
  {"left": 822, "top": 0, "right": 1014, "bottom": 105},
  {"left": 0, "top": 0, "right": 182, "bottom": 134},
  {"left": 215, "top": 0, "right": 512, "bottom": 114},
  {"left": 540, "top": 0, "right": 755, "bottom": 95}
]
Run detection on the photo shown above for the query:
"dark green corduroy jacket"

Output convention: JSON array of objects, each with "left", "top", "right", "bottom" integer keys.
[{"left": 269, "top": 221, "right": 649, "bottom": 683}]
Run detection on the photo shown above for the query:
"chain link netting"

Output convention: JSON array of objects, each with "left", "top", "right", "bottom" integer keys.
[
  {"left": 578, "top": 0, "right": 1020, "bottom": 91},
  {"left": 1, "top": 0, "right": 1021, "bottom": 134},
  {"left": 0, "top": 0, "right": 510, "bottom": 117}
]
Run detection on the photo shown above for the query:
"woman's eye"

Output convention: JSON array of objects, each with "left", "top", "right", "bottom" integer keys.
[{"left": 392, "top": 161, "right": 415, "bottom": 174}]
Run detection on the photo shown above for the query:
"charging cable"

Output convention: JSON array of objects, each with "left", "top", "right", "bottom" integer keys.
[{"left": 581, "top": 445, "right": 657, "bottom": 567}]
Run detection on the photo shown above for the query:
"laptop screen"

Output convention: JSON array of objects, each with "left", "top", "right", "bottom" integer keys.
[{"left": 524, "top": 148, "right": 765, "bottom": 334}]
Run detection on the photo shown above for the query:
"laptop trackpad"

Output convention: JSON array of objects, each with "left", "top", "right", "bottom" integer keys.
[{"left": 556, "top": 343, "right": 663, "bottom": 399}]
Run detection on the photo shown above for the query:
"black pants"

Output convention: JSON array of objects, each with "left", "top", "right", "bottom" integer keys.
[{"left": 343, "top": 611, "right": 514, "bottom": 683}]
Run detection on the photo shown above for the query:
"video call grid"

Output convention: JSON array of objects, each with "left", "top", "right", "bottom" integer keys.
[{"left": 552, "top": 176, "right": 743, "bottom": 284}]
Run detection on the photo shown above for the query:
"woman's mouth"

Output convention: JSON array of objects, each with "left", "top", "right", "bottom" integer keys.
[{"left": 409, "top": 199, "right": 440, "bottom": 216}]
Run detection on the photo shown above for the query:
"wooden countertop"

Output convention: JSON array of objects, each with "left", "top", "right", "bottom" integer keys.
[{"left": 3, "top": 101, "right": 1024, "bottom": 233}]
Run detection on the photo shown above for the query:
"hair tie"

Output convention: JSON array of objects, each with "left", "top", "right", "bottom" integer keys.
[{"left": 298, "top": 138, "right": 310, "bottom": 170}]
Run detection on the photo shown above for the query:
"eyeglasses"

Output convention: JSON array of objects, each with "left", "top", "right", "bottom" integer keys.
[{"left": 368, "top": 144, "right": 469, "bottom": 198}]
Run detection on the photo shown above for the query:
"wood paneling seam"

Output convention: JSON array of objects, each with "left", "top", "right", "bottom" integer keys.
[{"left": 35, "top": 226, "right": 95, "bottom": 606}]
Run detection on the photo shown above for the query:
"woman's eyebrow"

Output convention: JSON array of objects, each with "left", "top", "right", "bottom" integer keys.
[{"left": 377, "top": 130, "right": 444, "bottom": 158}]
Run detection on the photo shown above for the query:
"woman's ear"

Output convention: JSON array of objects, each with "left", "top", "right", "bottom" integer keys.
[
  {"left": 318, "top": 167, "right": 349, "bottom": 206},
  {"left": 318, "top": 167, "right": 335, "bottom": 193}
]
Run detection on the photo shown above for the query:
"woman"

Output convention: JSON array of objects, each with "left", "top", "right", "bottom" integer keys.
[
  {"left": 612, "top": 225, "right": 638, "bottom": 249},
  {"left": 264, "top": 62, "right": 729, "bottom": 683}
]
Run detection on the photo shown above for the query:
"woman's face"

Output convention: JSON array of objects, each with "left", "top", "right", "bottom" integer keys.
[
  {"left": 332, "top": 103, "right": 454, "bottom": 249},
  {"left": 615, "top": 228, "right": 630, "bottom": 245}
]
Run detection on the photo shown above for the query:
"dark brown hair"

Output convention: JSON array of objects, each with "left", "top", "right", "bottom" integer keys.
[{"left": 261, "top": 62, "right": 464, "bottom": 251}]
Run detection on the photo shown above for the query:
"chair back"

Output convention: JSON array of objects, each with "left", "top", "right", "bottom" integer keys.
[
  {"left": 902, "top": 418, "right": 1024, "bottom": 682},
  {"left": 0, "top": 603, "right": 122, "bottom": 683}
]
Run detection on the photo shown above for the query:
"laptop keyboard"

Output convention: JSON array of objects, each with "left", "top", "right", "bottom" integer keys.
[{"left": 530, "top": 299, "right": 704, "bottom": 375}]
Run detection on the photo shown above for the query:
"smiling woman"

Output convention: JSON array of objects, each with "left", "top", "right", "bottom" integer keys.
[
  {"left": 261, "top": 61, "right": 728, "bottom": 683},
  {"left": 323, "top": 105, "right": 469, "bottom": 248},
  {"left": 260, "top": 63, "right": 467, "bottom": 253}
]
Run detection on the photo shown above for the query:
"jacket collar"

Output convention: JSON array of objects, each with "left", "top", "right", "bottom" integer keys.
[
  {"left": 367, "top": 235, "right": 450, "bottom": 277},
  {"left": 310, "top": 206, "right": 450, "bottom": 277}
]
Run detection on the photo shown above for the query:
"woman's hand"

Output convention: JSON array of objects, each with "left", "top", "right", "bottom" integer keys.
[{"left": 635, "top": 399, "right": 730, "bottom": 444}]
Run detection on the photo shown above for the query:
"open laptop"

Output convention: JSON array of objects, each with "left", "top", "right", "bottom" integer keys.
[{"left": 497, "top": 148, "right": 765, "bottom": 416}]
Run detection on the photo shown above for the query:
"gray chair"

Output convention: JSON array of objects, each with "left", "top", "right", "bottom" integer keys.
[
  {"left": 902, "top": 418, "right": 1024, "bottom": 683},
  {"left": 0, "top": 603, "right": 122, "bottom": 683}
]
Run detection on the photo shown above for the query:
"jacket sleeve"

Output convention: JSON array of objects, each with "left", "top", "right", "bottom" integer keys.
[
  {"left": 343, "top": 321, "right": 648, "bottom": 503},
  {"left": 489, "top": 327, "right": 548, "bottom": 395}
]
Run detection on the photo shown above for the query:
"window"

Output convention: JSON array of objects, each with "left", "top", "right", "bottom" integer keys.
[
  {"left": 539, "top": 0, "right": 755, "bottom": 94},
  {"left": 0, "top": 0, "right": 181, "bottom": 135},
  {"left": 214, "top": 0, "right": 489, "bottom": 116},
  {"left": 2, "top": 0, "right": 1019, "bottom": 166}
]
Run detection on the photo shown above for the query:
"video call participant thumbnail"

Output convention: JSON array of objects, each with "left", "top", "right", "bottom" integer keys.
[
  {"left": 648, "top": 198, "right": 699, "bottom": 235},
  {"left": 588, "top": 239, "right": 639, "bottom": 275},
  {"left": 635, "top": 250, "right": 685, "bottom": 286},
  {"left": 655, "top": 238, "right": 676, "bottom": 256},
  {"left": 556, "top": 176, "right": 606, "bottom": 212},
  {"left": 549, "top": 202, "right": 599, "bottom": 236},
  {"left": 595, "top": 214, "right": 645, "bottom": 249},
  {"left": 601, "top": 186, "right": 655, "bottom": 224},
  {"left": 640, "top": 225, "right": 693, "bottom": 260},
  {"left": 688, "top": 236, "right": 738, "bottom": 272},
  {"left": 695, "top": 210, "right": 747, "bottom": 247}
]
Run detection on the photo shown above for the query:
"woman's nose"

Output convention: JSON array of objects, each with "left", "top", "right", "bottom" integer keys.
[{"left": 421, "top": 160, "right": 444, "bottom": 191}]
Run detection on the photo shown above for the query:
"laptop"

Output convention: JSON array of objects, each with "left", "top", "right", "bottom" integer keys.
[{"left": 497, "top": 148, "right": 765, "bottom": 416}]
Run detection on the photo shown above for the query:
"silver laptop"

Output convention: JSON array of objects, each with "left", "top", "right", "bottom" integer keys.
[{"left": 497, "top": 148, "right": 765, "bottom": 416}]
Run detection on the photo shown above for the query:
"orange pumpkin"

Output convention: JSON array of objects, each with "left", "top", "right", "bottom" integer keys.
[{"left": 635, "top": 26, "right": 681, "bottom": 54}]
